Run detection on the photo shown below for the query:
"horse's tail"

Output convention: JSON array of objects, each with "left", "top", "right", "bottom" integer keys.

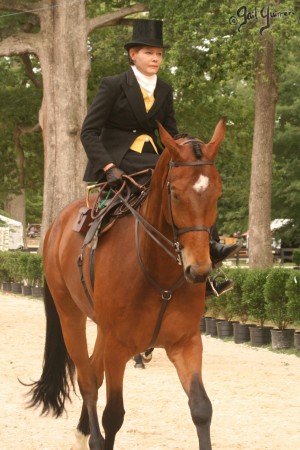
[{"left": 25, "top": 278, "right": 76, "bottom": 417}]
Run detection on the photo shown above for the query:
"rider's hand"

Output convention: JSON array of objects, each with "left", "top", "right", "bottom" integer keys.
[{"left": 105, "top": 165, "right": 125, "bottom": 189}]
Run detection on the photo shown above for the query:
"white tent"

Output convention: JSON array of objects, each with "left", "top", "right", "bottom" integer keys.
[
  {"left": 270, "top": 218, "right": 292, "bottom": 231},
  {"left": 0, "top": 215, "right": 24, "bottom": 251}
]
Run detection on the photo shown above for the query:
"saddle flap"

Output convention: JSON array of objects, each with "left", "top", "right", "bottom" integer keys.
[{"left": 73, "top": 207, "right": 93, "bottom": 234}]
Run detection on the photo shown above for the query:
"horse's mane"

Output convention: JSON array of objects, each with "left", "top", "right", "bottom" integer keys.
[{"left": 174, "top": 133, "right": 204, "bottom": 160}]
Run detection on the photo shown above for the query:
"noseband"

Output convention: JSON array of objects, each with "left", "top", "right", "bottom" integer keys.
[{"left": 167, "top": 139, "right": 214, "bottom": 265}]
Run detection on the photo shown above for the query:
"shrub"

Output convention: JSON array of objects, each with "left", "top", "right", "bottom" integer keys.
[
  {"left": 5, "top": 252, "right": 23, "bottom": 283},
  {"left": 206, "top": 294, "right": 222, "bottom": 318},
  {"left": 286, "top": 271, "right": 300, "bottom": 324},
  {"left": 264, "top": 269, "right": 292, "bottom": 329},
  {"left": 0, "top": 251, "right": 10, "bottom": 284},
  {"left": 242, "top": 268, "right": 271, "bottom": 327},
  {"left": 26, "top": 253, "right": 44, "bottom": 287},
  {"left": 216, "top": 288, "right": 235, "bottom": 321},
  {"left": 221, "top": 268, "right": 249, "bottom": 323},
  {"left": 292, "top": 249, "right": 300, "bottom": 266}
]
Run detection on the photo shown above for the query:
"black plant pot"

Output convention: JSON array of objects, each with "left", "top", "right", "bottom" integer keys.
[
  {"left": 200, "top": 316, "right": 206, "bottom": 333},
  {"left": 1, "top": 281, "right": 12, "bottom": 292},
  {"left": 205, "top": 317, "right": 219, "bottom": 337},
  {"left": 271, "top": 328, "right": 295, "bottom": 349},
  {"left": 233, "top": 323, "right": 255, "bottom": 344},
  {"left": 31, "top": 286, "right": 44, "bottom": 298},
  {"left": 11, "top": 282, "right": 22, "bottom": 294},
  {"left": 250, "top": 326, "right": 273, "bottom": 347},
  {"left": 22, "top": 285, "right": 32, "bottom": 296},
  {"left": 294, "top": 332, "right": 300, "bottom": 352},
  {"left": 216, "top": 320, "right": 235, "bottom": 339}
]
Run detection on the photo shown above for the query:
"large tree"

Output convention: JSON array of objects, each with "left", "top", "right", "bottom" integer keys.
[
  {"left": 149, "top": 0, "right": 298, "bottom": 267},
  {"left": 0, "top": 0, "right": 148, "bottom": 242}
]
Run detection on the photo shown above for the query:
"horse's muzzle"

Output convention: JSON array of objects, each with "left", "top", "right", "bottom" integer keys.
[{"left": 184, "top": 264, "right": 212, "bottom": 284}]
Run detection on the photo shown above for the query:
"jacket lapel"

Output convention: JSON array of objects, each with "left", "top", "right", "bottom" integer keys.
[
  {"left": 147, "top": 79, "right": 168, "bottom": 117},
  {"left": 122, "top": 69, "right": 169, "bottom": 129},
  {"left": 122, "top": 69, "right": 150, "bottom": 131}
]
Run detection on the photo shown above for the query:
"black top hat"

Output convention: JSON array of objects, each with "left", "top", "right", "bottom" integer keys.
[{"left": 124, "top": 19, "right": 168, "bottom": 51}]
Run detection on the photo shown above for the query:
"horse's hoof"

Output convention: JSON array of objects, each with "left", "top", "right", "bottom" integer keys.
[{"left": 134, "top": 363, "right": 146, "bottom": 369}]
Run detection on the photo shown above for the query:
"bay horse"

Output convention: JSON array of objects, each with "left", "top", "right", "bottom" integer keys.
[{"left": 27, "top": 119, "right": 225, "bottom": 450}]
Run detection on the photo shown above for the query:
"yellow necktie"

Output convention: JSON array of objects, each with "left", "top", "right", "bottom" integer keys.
[{"left": 130, "top": 88, "right": 158, "bottom": 154}]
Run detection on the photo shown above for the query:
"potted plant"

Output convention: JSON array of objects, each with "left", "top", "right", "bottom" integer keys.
[
  {"left": 18, "top": 252, "right": 33, "bottom": 296},
  {"left": 286, "top": 271, "right": 300, "bottom": 351},
  {"left": 205, "top": 295, "right": 222, "bottom": 337},
  {"left": 226, "top": 268, "right": 253, "bottom": 343},
  {"left": 27, "top": 254, "right": 44, "bottom": 297},
  {"left": 264, "top": 269, "right": 294, "bottom": 349},
  {"left": 292, "top": 249, "right": 300, "bottom": 270},
  {"left": 242, "top": 268, "right": 272, "bottom": 346},
  {"left": 0, "top": 251, "right": 11, "bottom": 291},
  {"left": 6, "top": 252, "right": 23, "bottom": 293},
  {"left": 216, "top": 288, "right": 236, "bottom": 339}
]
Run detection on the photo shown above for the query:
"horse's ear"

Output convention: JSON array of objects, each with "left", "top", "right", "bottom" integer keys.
[
  {"left": 157, "top": 122, "right": 181, "bottom": 159},
  {"left": 205, "top": 118, "right": 226, "bottom": 160}
]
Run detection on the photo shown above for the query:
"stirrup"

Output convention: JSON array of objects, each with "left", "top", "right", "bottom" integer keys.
[{"left": 207, "top": 269, "right": 231, "bottom": 297}]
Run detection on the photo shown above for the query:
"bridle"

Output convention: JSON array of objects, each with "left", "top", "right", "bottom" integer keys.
[{"left": 166, "top": 139, "right": 214, "bottom": 265}]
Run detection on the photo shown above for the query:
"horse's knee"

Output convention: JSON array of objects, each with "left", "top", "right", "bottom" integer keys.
[{"left": 188, "top": 376, "right": 212, "bottom": 427}]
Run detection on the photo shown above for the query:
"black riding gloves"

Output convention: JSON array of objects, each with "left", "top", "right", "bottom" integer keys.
[{"left": 105, "top": 165, "right": 125, "bottom": 189}]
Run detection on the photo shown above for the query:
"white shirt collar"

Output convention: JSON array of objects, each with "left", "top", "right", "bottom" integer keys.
[{"left": 132, "top": 65, "right": 157, "bottom": 97}]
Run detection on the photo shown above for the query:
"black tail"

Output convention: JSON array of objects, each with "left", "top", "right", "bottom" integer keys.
[{"left": 24, "top": 278, "right": 76, "bottom": 417}]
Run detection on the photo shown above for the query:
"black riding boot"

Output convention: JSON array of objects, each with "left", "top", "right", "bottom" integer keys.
[
  {"left": 133, "top": 354, "right": 145, "bottom": 369},
  {"left": 210, "top": 241, "right": 242, "bottom": 267}
]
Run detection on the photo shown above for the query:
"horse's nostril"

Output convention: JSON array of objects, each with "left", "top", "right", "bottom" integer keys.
[
  {"left": 185, "top": 265, "right": 206, "bottom": 284},
  {"left": 184, "top": 264, "right": 212, "bottom": 284}
]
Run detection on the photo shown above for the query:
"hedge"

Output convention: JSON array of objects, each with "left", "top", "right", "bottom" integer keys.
[{"left": 0, "top": 251, "right": 43, "bottom": 287}]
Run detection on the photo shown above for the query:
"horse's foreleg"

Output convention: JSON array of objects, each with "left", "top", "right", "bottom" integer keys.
[
  {"left": 166, "top": 335, "right": 212, "bottom": 450},
  {"left": 101, "top": 339, "right": 130, "bottom": 450}
]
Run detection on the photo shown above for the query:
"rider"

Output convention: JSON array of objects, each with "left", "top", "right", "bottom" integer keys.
[{"left": 80, "top": 19, "right": 241, "bottom": 299}]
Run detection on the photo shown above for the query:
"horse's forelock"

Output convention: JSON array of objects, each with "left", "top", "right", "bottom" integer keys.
[{"left": 174, "top": 133, "right": 203, "bottom": 160}]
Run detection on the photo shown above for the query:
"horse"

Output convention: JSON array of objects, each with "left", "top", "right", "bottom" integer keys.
[{"left": 27, "top": 119, "right": 225, "bottom": 450}]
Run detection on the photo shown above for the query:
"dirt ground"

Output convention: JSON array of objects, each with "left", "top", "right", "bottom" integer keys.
[{"left": 1, "top": 292, "right": 300, "bottom": 450}]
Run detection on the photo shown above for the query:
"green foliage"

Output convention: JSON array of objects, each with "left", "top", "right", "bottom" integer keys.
[
  {"left": 0, "top": 56, "right": 43, "bottom": 222},
  {"left": 242, "top": 268, "right": 271, "bottom": 326},
  {"left": 286, "top": 271, "right": 300, "bottom": 323},
  {"left": 0, "top": 251, "right": 10, "bottom": 284},
  {"left": 26, "top": 253, "right": 44, "bottom": 287},
  {"left": 206, "top": 294, "right": 222, "bottom": 318},
  {"left": 221, "top": 268, "right": 249, "bottom": 323},
  {"left": 214, "top": 288, "right": 235, "bottom": 321},
  {"left": 0, "top": 251, "right": 43, "bottom": 286},
  {"left": 292, "top": 250, "right": 300, "bottom": 266},
  {"left": 4, "top": 252, "right": 23, "bottom": 283},
  {"left": 264, "top": 269, "right": 292, "bottom": 329}
]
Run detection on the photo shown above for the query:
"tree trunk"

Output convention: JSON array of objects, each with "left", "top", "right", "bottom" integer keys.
[
  {"left": 38, "top": 1, "right": 89, "bottom": 242},
  {"left": 4, "top": 124, "right": 27, "bottom": 245},
  {"left": 248, "top": 33, "right": 278, "bottom": 268}
]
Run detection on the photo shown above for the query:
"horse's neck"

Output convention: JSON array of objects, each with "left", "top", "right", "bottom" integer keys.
[{"left": 139, "top": 167, "right": 179, "bottom": 277}]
